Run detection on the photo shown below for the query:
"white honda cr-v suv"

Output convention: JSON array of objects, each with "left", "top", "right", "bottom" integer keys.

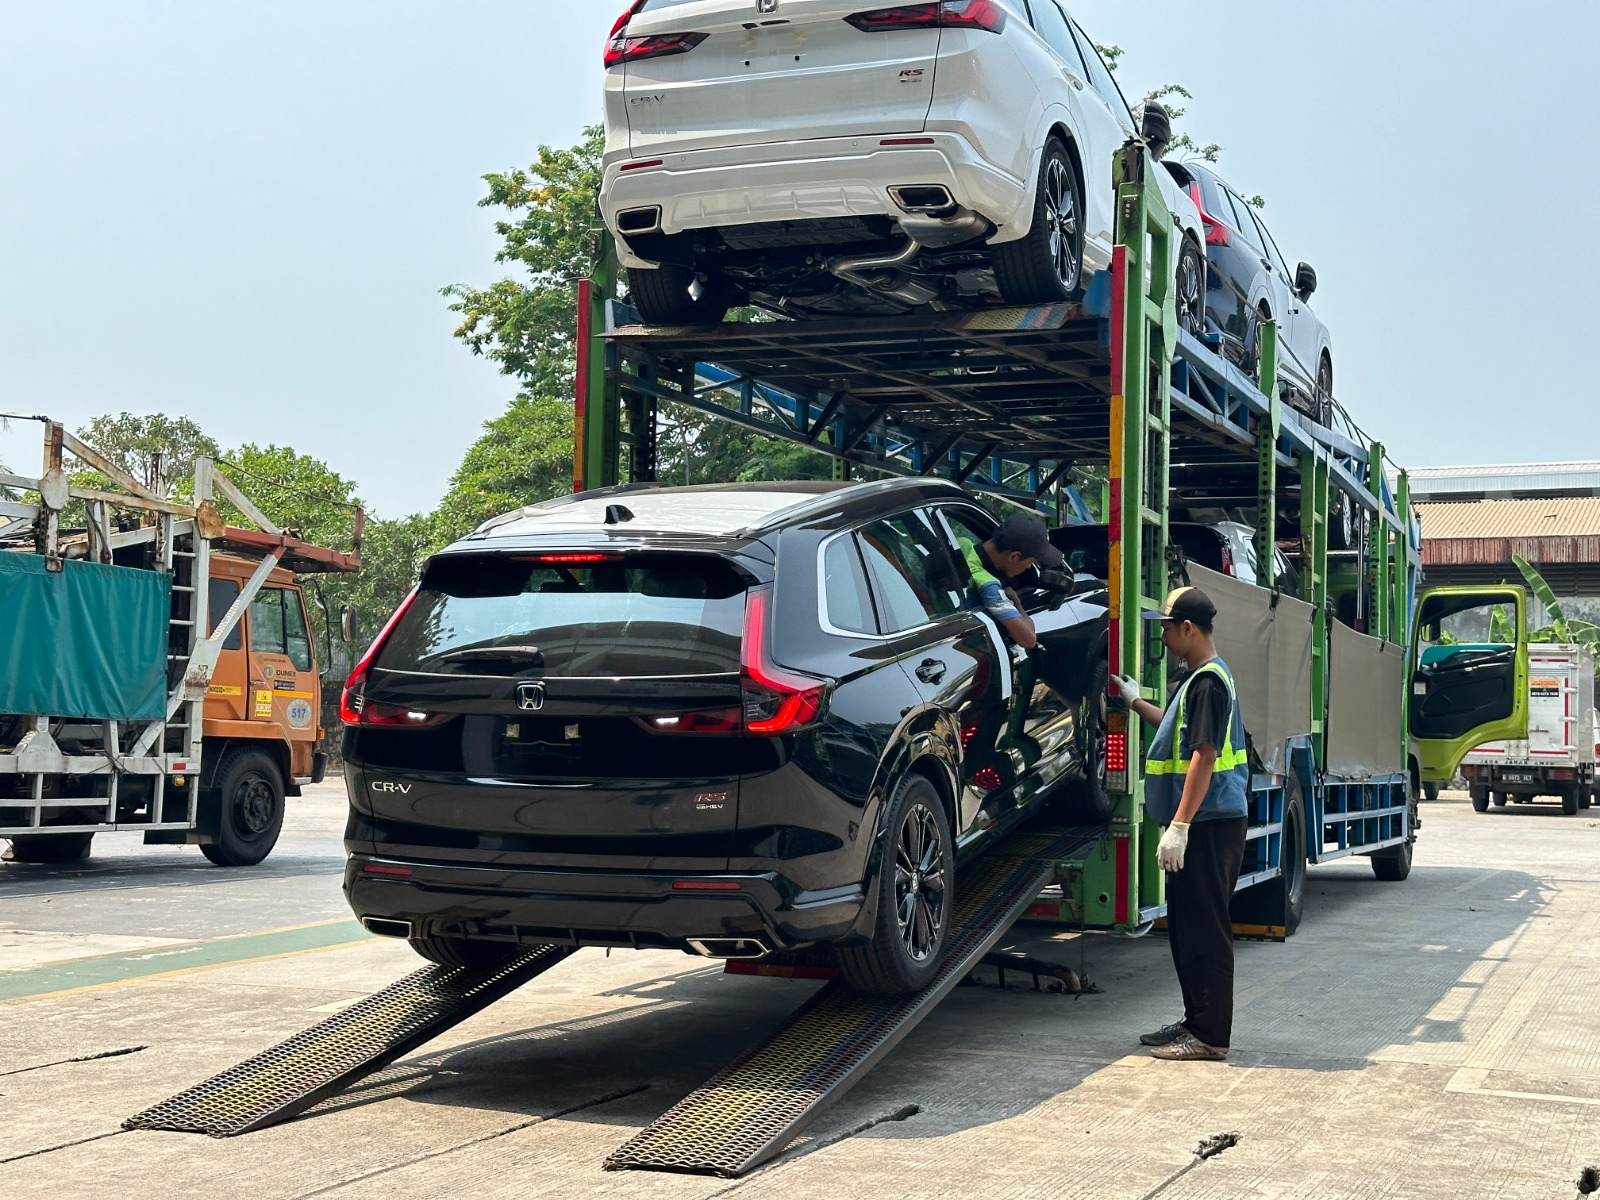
[{"left": 600, "top": 0, "right": 1205, "bottom": 327}]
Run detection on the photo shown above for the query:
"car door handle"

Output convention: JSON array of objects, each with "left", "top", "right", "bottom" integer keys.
[{"left": 915, "top": 659, "right": 947, "bottom": 685}]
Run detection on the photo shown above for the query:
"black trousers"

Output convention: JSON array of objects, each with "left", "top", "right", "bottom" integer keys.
[{"left": 1165, "top": 817, "right": 1248, "bottom": 1049}]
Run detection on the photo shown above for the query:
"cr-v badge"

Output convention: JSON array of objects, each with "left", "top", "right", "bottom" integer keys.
[{"left": 517, "top": 682, "right": 547, "bottom": 712}]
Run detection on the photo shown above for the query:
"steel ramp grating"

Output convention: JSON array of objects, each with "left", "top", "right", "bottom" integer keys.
[
  {"left": 125, "top": 943, "right": 575, "bottom": 1137},
  {"left": 605, "top": 828, "right": 1096, "bottom": 1178}
]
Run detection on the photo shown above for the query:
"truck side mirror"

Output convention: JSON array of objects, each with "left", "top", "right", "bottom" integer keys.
[
  {"left": 340, "top": 605, "right": 360, "bottom": 644},
  {"left": 1140, "top": 102, "right": 1172, "bottom": 162},
  {"left": 1295, "top": 262, "right": 1318, "bottom": 302}
]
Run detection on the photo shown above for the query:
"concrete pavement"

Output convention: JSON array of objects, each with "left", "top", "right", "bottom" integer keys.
[{"left": 2, "top": 785, "right": 1597, "bottom": 1198}]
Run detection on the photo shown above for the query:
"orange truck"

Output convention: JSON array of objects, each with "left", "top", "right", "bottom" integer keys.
[{"left": 0, "top": 419, "right": 359, "bottom": 865}]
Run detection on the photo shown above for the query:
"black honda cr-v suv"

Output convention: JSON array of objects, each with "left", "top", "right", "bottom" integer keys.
[{"left": 341, "top": 478, "right": 1107, "bottom": 994}]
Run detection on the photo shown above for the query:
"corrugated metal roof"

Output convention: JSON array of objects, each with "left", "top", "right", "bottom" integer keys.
[
  {"left": 1417, "top": 498, "right": 1600, "bottom": 540},
  {"left": 1406, "top": 462, "right": 1600, "bottom": 498}
]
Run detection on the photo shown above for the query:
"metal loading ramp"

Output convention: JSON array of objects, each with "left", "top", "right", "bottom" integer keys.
[
  {"left": 125, "top": 944, "right": 576, "bottom": 1137},
  {"left": 605, "top": 825, "right": 1098, "bottom": 1178}
]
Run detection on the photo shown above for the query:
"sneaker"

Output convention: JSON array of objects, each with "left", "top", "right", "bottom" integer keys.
[
  {"left": 1139, "top": 1021, "right": 1189, "bottom": 1047},
  {"left": 1150, "top": 1034, "right": 1228, "bottom": 1061}
]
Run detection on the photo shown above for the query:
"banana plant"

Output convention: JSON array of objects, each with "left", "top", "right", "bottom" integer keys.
[{"left": 1513, "top": 554, "right": 1570, "bottom": 642}]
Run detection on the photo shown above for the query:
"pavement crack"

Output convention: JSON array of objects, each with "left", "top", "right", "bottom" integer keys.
[
  {"left": 1136, "top": 1130, "right": 1241, "bottom": 1200},
  {"left": 0, "top": 1045, "right": 148, "bottom": 1078},
  {"left": 288, "top": 1083, "right": 651, "bottom": 1198},
  {"left": 704, "top": 1105, "right": 923, "bottom": 1195},
  {"left": 0, "top": 1129, "right": 129, "bottom": 1164}
]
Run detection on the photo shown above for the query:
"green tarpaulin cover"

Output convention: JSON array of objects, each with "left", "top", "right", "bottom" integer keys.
[{"left": 0, "top": 553, "right": 172, "bottom": 722}]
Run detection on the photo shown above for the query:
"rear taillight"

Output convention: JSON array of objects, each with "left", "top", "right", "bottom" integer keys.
[
  {"left": 1188, "top": 182, "right": 1231, "bottom": 246},
  {"left": 741, "top": 587, "right": 827, "bottom": 736},
  {"left": 1219, "top": 544, "right": 1235, "bottom": 576},
  {"left": 340, "top": 589, "right": 419, "bottom": 726},
  {"left": 606, "top": 30, "right": 708, "bottom": 67},
  {"left": 604, "top": 0, "right": 648, "bottom": 65},
  {"left": 846, "top": 0, "right": 1005, "bottom": 33},
  {"left": 1105, "top": 713, "right": 1130, "bottom": 794}
]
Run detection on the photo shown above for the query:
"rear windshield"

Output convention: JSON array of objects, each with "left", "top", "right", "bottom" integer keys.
[
  {"left": 378, "top": 552, "right": 747, "bottom": 678},
  {"left": 639, "top": 0, "right": 705, "bottom": 9}
]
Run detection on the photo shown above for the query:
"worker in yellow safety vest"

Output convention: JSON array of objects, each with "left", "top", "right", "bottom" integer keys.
[{"left": 1114, "top": 586, "right": 1250, "bottom": 1062}]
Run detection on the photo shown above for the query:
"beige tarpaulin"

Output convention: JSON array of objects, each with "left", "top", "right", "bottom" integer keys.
[
  {"left": 1327, "top": 621, "right": 1405, "bottom": 777},
  {"left": 1188, "top": 565, "right": 1315, "bottom": 774}
]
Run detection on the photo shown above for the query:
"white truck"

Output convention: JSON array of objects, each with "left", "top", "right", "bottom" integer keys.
[{"left": 1462, "top": 644, "right": 1597, "bottom": 816}]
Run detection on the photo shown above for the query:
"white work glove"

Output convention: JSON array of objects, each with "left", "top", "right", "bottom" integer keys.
[
  {"left": 1157, "top": 821, "right": 1191, "bottom": 872},
  {"left": 1113, "top": 674, "right": 1141, "bottom": 705}
]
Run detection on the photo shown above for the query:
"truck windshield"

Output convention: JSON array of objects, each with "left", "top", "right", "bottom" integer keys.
[{"left": 377, "top": 552, "right": 747, "bottom": 678}]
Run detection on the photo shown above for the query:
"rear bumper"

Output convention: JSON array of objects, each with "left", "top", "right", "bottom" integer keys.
[
  {"left": 601, "top": 132, "right": 1024, "bottom": 268},
  {"left": 344, "top": 854, "right": 865, "bottom": 954}
]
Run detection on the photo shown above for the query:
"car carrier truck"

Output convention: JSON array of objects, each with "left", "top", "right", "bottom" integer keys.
[
  {"left": 0, "top": 417, "right": 360, "bottom": 865},
  {"left": 123, "top": 136, "right": 1540, "bottom": 1176}
]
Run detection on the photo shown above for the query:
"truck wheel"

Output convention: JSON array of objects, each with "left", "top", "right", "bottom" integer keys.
[
  {"left": 837, "top": 775, "right": 953, "bottom": 996},
  {"left": 1469, "top": 786, "right": 1490, "bottom": 813},
  {"left": 628, "top": 262, "right": 732, "bottom": 326},
  {"left": 4, "top": 833, "right": 94, "bottom": 864},
  {"left": 409, "top": 935, "right": 518, "bottom": 970},
  {"left": 1060, "top": 658, "right": 1111, "bottom": 822},
  {"left": 1423, "top": 782, "right": 1440, "bottom": 803},
  {"left": 1370, "top": 839, "right": 1413, "bottom": 882},
  {"left": 1492, "top": 792, "right": 1508, "bottom": 807},
  {"left": 994, "top": 139, "right": 1084, "bottom": 304},
  {"left": 1581, "top": 788, "right": 1593, "bottom": 812},
  {"left": 200, "top": 748, "right": 285, "bottom": 867},
  {"left": 1276, "top": 778, "right": 1308, "bottom": 934},
  {"left": 1562, "top": 785, "right": 1580, "bottom": 817}
]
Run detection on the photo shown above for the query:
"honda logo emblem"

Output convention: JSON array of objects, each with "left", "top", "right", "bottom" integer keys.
[
  {"left": 757, "top": 0, "right": 778, "bottom": 12},
  {"left": 516, "top": 682, "right": 547, "bottom": 712}
]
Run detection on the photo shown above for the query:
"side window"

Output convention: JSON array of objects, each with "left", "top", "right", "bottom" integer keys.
[
  {"left": 282, "top": 590, "right": 314, "bottom": 672},
  {"left": 935, "top": 505, "right": 999, "bottom": 561},
  {"left": 208, "top": 579, "right": 243, "bottom": 652},
  {"left": 856, "top": 512, "right": 966, "bottom": 633},
  {"left": 1225, "top": 190, "right": 1266, "bottom": 254},
  {"left": 822, "top": 535, "right": 879, "bottom": 636},
  {"left": 249, "top": 588, "right": 286, "bottom": 657},
  {"left": 1249, "top": 209, "right": 1291, "bottom": 278},
  {"left": 1069, "top": 20, "right": 1135, "bottom": 127},
  {"left": 1031, "top": 1, "right": 1085, "bottom": 74},
  {"left": 249, "top": 588, "right": 312, "bottom": 671}
]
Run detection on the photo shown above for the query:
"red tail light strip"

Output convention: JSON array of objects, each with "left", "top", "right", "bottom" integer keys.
[
  {"left": 339, "top": 589, "right": 419, "bottom": 726},
  {"left": 606, "top": 31, "right": 708, "bottom": 68},
  {"left": 846, "top": 0, "right": 1006, "bottom": 33}
]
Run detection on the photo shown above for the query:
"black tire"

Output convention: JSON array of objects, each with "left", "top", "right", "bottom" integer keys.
[
  {"left": 1280, "top": 780, "right": 1308, "bottom": 933},
  {"left": 1469, "top": 786, "right": 1490, "bottom": 813},
  {"left": 1580, "top": 788, "right": 1592, "bottom": 811},
  {"left": 1562, "top": 785, "right": 1580, "bottom": 816},
  {"left": 1314, "top": 354, "right": 1335, "bottom": 425},
  {"left": 837, "top": 774, "right": 954, "bottom": 996},
  {"left": 628, "top": 262, "right": 731, "bottom": 326},
  {"left": 1492, "top": 792, "right": 1508, "bottom": 807},
  {"left": 1328, "top": 492, "right": 1359, "bottom": 552},
  {"left": 408, "top": 935, "right": 518, "bottom": 970},
  {"left": 1371, "top": 838, "right": 1413, "bottom": 881},
  {"left": 1423, "top": 782, "right": 1440, "bottom": 803},
  {"left": 994, "top": 139, "right": 1084, "bottom": 305},
  {"left": 1059, "top": 657, "right": 1111, "bottom": 822},
  {"left": 1175, "top": 237, "right": 1205, "bottom": 338},
  {"left": 5, "top": 832, "right": 94, "bottom": 863},
  {"left": 199, "top": 748, "right": 285, "bottom": 867}
]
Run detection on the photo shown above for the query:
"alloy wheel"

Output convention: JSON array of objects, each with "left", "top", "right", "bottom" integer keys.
[
  {"left": 1043, "top": 159, "right": 1080, "bottom": 291},
  {"left": 893, "top": 801, "right": 948, "bottom": 963},
  {"left": 1176, "top": 246, "right": 1205, "bottom": 335}
]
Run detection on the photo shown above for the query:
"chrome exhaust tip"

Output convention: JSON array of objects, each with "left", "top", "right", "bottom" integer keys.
[
  {"left": 687, "top": 937, "right": 771, "bottom": 960},
  {"left": 889, "top": 185, "right": 956, "bottom": 215},
  {"left": 362, "top": 917, "right": 414, "bottom": 940},
  {"left": 617, "top": 206, "right": 663, "bottom": 235}
]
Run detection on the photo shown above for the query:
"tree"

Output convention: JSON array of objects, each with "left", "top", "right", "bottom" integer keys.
[
  {"left": 73, "top": 412, "right": 219, "bottom": 499},
  {"left": 433, "top": 393, "right": 574, "bottom": 540}
]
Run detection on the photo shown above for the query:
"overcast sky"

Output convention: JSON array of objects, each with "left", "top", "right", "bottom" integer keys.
[{"left": 2, "top": 1, "right": 1594, "bottom": 517}]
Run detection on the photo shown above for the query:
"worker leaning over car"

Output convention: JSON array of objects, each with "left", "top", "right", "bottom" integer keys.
[
  {"left": 956, "top": 513, "right": 1063, "bottom": 649},
  {"left": 1115, "top": 587, "right": 1250, "bottom": 1062}
]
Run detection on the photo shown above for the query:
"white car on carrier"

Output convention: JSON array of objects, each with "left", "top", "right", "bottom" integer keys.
[{"left": 600, "top": 0, "right": 1206, "bottom": 326}]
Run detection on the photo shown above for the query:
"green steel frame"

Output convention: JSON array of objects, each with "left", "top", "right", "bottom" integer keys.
[{"left": 575, "top": 138, "right": 1425, "bottom": 939}]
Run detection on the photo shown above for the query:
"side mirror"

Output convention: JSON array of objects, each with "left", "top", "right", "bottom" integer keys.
[
  {"left": 340, "top": 605, "right": 360, "bottom": 645},
  {"left": 1140, "top": 102, "right": 1172, "bottom": 162},
  {"left": 1295, "top": 262, "right": 1318, "bottom": 301}
]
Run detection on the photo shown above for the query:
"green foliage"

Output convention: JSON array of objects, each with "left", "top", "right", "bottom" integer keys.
[
  {"left": 219, "top": 444, "right": 363, "bottom": 551},
  {"left": 74, "top": 412, "right": 219, "bottom": 499},
  {"left": 433, "top": 393, "right": 574, "bottom": 540},
  {"left": 1490, "top": 604, "right": 1513, "bottom": 645},
  {"left": 1513, "top": 553, "right": 1570, "bottom": 643},
  {"left": 442, "top": 126, "right": 605, "bottom": 400}
]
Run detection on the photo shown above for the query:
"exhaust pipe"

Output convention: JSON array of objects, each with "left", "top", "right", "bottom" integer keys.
[
  {"left": 828, "top": 239, "right": 939, "bottom": 308},
  {"left": 687, "top": 937, "right": 771, "bottom": 960},
  {"left": 362, "top": 917, "right": 414, "bottom": 940}
]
